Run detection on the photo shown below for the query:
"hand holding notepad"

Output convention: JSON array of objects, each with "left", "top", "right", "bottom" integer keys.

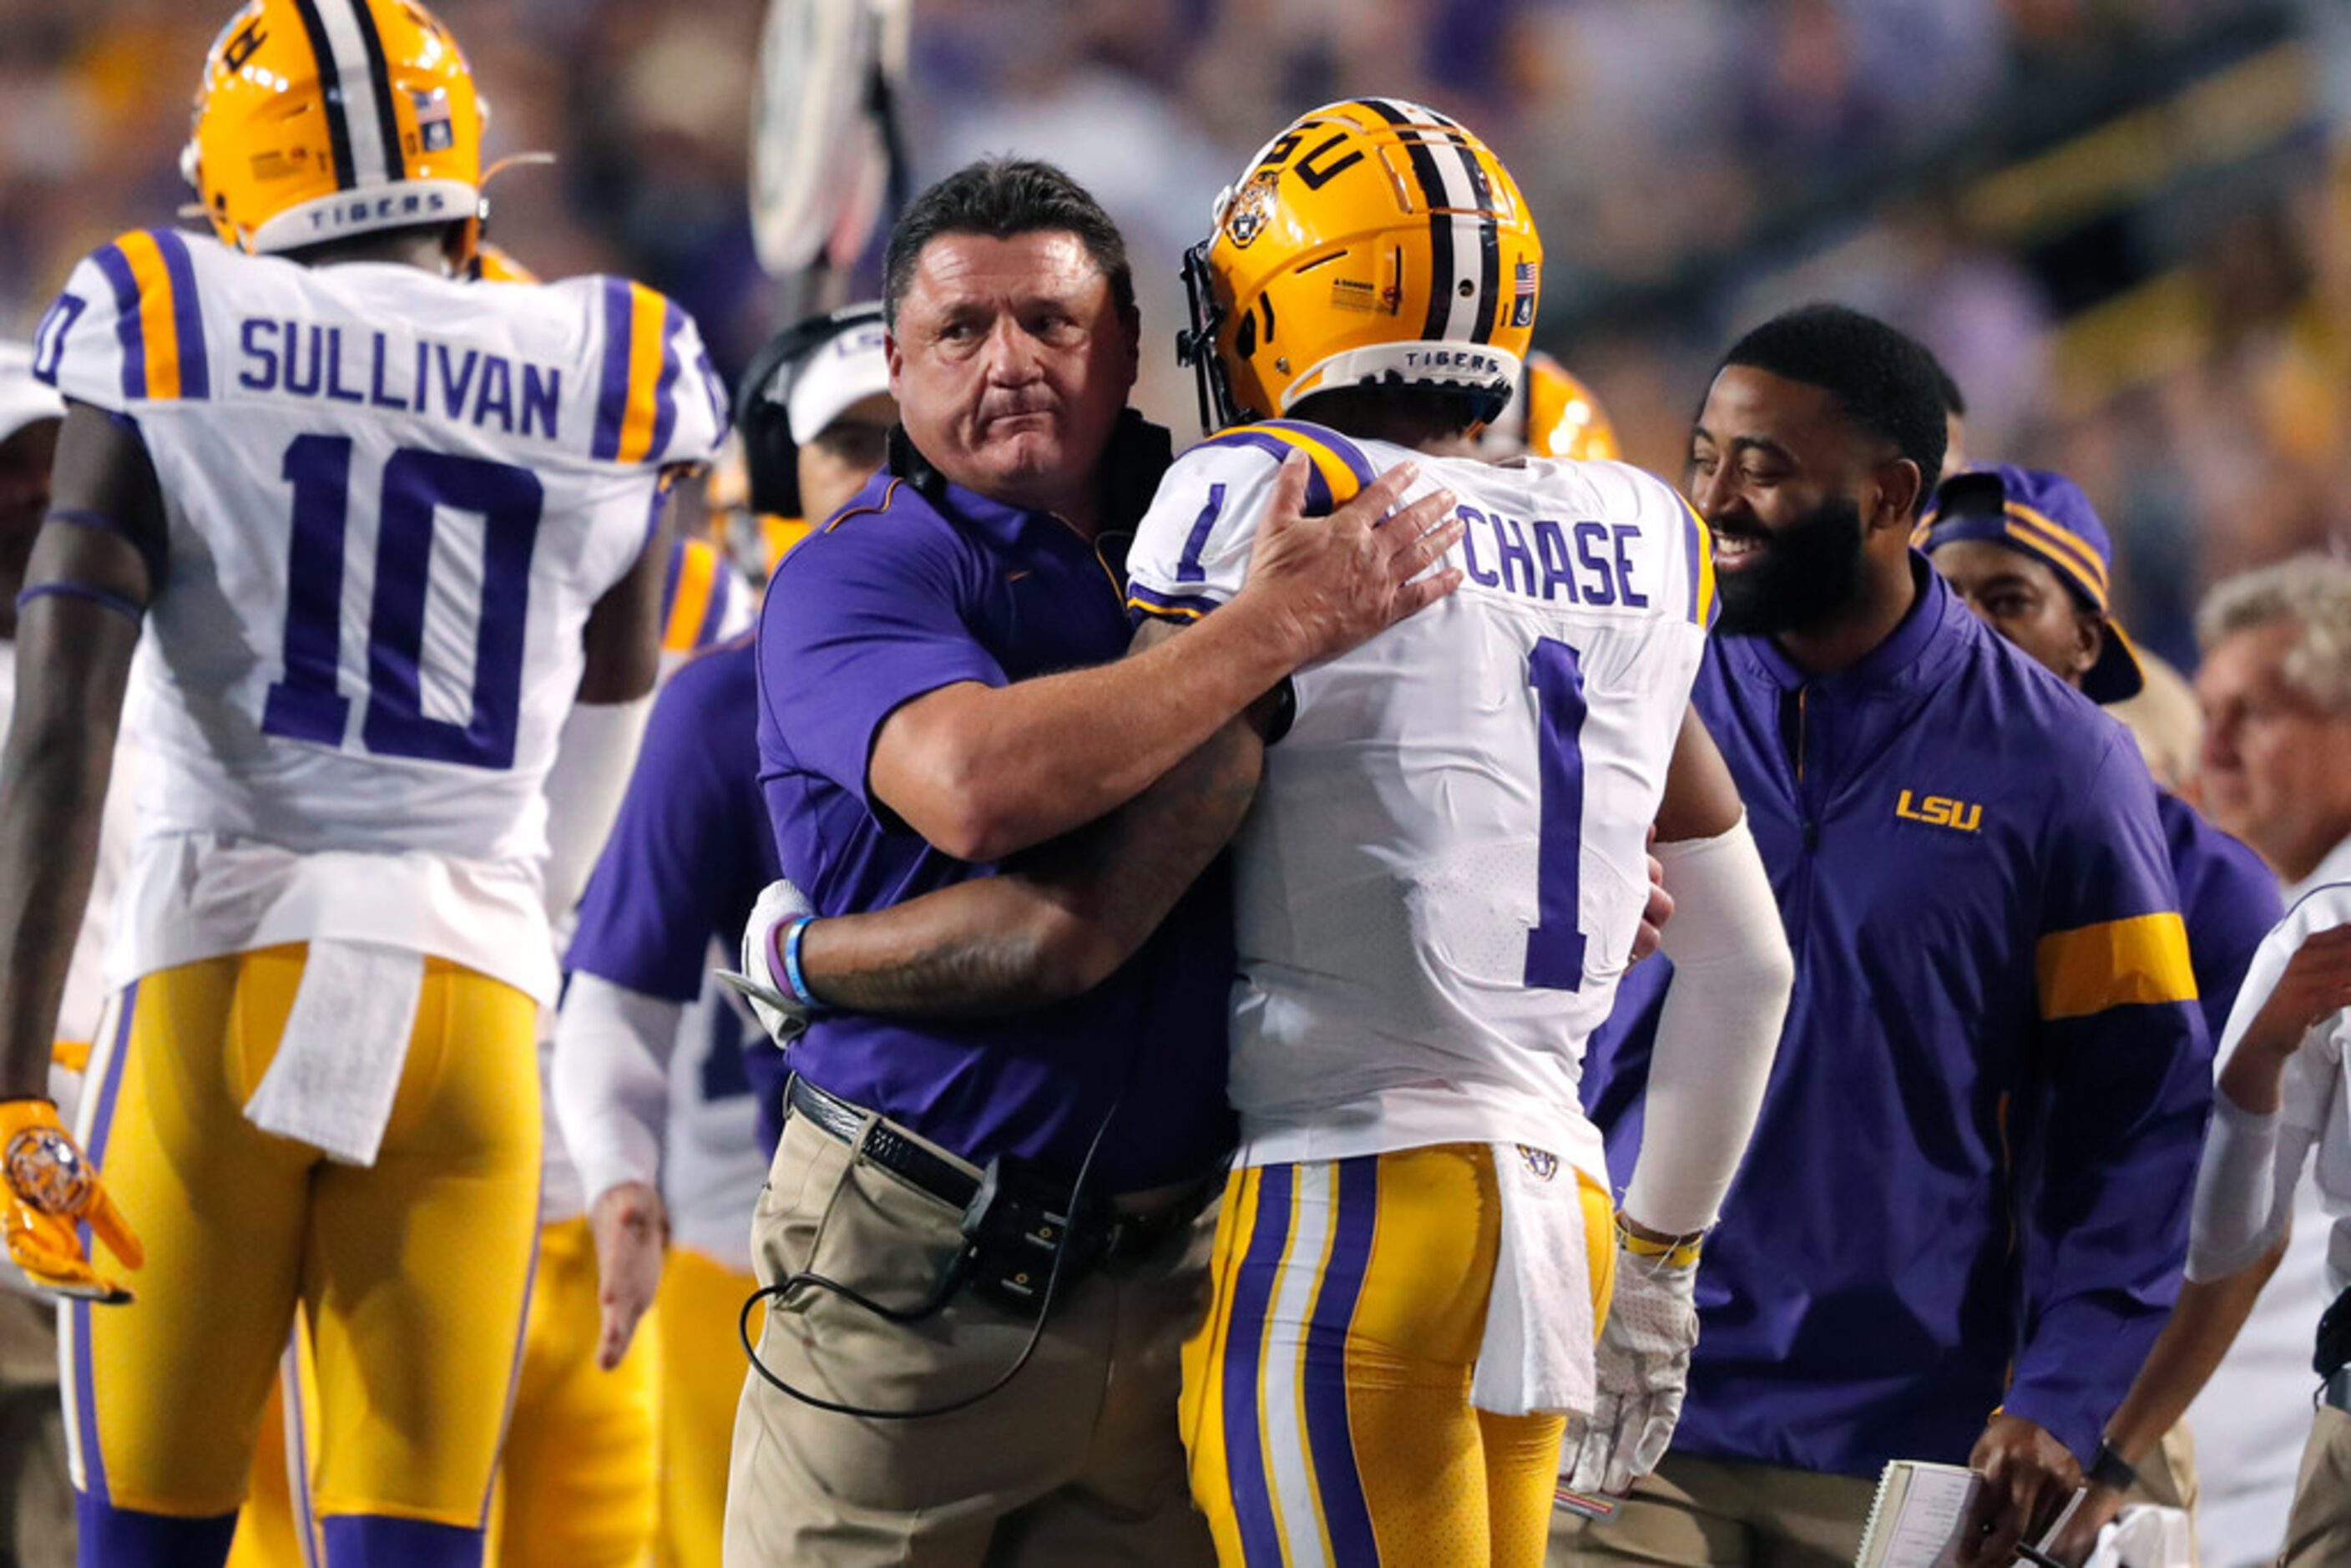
[{"left": 1855, "top": 1463, "right": 2087, "bottom": 1568}]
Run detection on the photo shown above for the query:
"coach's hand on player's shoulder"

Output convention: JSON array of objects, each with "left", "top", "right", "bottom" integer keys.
[
  {"left": 589, "top": 1179, "right": 669, "bottom": 1371},
  {"left": 1231, "top": 452, "right": 1463, "bottom": 668},
  {"left": 1959, "top": 1413, "right": 2081, "bottom": 1568},
  {"left": 1, "top": 1095, "right": 143, "bottom": 1305}
]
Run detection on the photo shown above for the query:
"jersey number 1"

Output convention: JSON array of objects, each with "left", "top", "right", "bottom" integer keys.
[
  {"left": 1525, "top": 637, "right": 1589, "bottom": 990},
  {"left": 262, "top": 434, "right": 544, "bottom": 771}
]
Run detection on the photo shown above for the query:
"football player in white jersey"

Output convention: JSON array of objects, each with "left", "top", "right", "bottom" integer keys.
[
  {"left": 225, "top": 241, "right": 755, "bottom": 1568},
  {"left": 0, "top": 3, "right": 724, "bottom": 1563},
  {"left": 727, "top": 101, "right": 1794, "bottom": 1566}
]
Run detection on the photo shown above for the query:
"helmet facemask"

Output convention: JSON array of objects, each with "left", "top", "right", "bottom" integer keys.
[{"left": 1177, "top": 236, "right": 1246, "bottom": 434}]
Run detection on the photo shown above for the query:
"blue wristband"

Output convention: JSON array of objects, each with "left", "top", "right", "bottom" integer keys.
[{"left": 777, "top": 916, "right": 827, "bottom": 1014}]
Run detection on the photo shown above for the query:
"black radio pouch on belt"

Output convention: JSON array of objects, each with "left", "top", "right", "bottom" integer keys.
[
  {"left": 2318, "top": 1284, "right": 2351, "bottom": 1378},
  {"left": 958, "top": 1154, "right": 1105, "bottom": 1317}
]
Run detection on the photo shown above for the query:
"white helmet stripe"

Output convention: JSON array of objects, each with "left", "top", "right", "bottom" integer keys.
[
  {"left": 1356, "top": 99, "right": 1467, "bottom": 341},
  {"left": 1406, "top": 104, "right": 1503, "bottom": 344},
  {"left": 309, "top": 0, "right": 397, "bottom": 187},
  {"left": 343, "top": 0, "right": 410, "bottom": 183},
  {"left": 1387, "top": 100, "right": 1486, "bottom": 345}
]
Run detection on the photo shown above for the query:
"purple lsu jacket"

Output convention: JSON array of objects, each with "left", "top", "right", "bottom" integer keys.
[{"left": 1585, "top": 559, "right": 2215, "bottom": 1477}]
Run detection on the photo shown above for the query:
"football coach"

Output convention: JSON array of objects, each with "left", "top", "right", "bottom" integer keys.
[{"left": 724, "top": 158, "right": 1460, "bottom": 1565}]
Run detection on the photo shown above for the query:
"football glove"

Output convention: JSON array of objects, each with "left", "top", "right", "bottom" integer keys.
[
  {"left": 718, "top": 877, "right": 817, "bottom": 1047},
  {"left": 1562, "top": 1233, "right": 1700, "bottom": 1495},
  {"left": 2, "top": 1097, "right": 142, "bottom": 1304}
]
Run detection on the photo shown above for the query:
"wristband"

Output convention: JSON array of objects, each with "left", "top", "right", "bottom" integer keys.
[
  {"left": 1615, "top": 1211, "right": 1703, "bottom": 1268},
  {"left": 17, "top": 581, "right": 144, "bottom": 625},
  {"left": 2087, "top": 1439, "right": 2138, "bottom": 1493},
  {"left": 777, "top": 917, "right": 828, "bottom": 1014}
]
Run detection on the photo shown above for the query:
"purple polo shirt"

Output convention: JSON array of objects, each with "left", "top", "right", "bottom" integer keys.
[{"left": 755, "top": 459, "right": 1236, "bottom": 1191}]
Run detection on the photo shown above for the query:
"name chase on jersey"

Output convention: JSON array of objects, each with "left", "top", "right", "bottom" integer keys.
[
  {"left": 1459, "top": 507, "right": 1648, "bottom": 608},
  {"left": 237, "top": 319, "right": 564, "bottom": 440}
]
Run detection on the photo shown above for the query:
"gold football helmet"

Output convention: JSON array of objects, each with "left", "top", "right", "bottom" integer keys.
[
  {"left": 472, "top": 240, "right": 537, "bottom": 284},
  {"left": 1179, "top": 98, "right": 1542, "bottom": 431},
  {"left": 182, "top": 0, "right": 484, "bottom": 260},
  {"left": 1474, "top": 351, "right": 1621, "bottom": 461}
]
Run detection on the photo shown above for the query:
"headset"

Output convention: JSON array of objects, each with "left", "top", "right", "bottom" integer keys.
[{"left": 736, "top": 302, "right": 887, "bottom": 518}]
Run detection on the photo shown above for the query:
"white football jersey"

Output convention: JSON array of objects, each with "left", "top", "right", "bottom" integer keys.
[
  {"left": 1126, "top": 419, "right": 1714, "bottom": 1179},
  {"left": 33, "top": 229, "right": 726, "bottom": 1000}
]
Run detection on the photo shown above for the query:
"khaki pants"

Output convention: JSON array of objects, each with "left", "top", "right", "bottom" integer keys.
[
  {"left": 724, "top": 1108, "right": 1217, "bottom": 1567},
  {"left": 2281, "top": 1404, "right": 2351, "bottom": 1566},
  {"left": 0, "top": 1294, "right": 71, "bottom": 1568},
  {"left": 2134, "top": 1423, "right": 2199, "bottom": 1516},
  {"left": 1548, "top": 1453, "right": 1874, "bottom": 1567},
  {"left": 1547, "top": 1429, "right": 2201, "bottom": 1568}
]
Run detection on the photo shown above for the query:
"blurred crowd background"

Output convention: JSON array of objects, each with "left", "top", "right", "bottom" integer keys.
[{"left": 4, "top": 0, "right": 2350, "bottom": 663}]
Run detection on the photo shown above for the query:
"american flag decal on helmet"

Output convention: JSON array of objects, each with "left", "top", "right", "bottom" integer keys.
[
  {"left": 1512, "top": 260, "right": 1537, "bottom": 328},
  {"left": 412, "top": 87, "right": 454, "bottom": 153}
]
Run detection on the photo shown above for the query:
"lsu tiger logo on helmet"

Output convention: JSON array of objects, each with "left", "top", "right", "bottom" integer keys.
[
  {"left": 1177, "top": 98, "right": 1542, "bottom": 432},
  {"left": 181, "top": 0, "right": 485, "bottom": 260},
  {"left": 1469, "top": 351, "right": 1622, "bottom": 463}
]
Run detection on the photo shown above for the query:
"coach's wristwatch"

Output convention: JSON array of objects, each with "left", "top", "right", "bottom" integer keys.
[{"left": 2086, "top": 1438, "right": 2138, "bottom": 1494}]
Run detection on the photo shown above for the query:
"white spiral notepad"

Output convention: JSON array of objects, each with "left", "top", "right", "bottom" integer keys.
[{"left": 1853, "top": 1462, "right": 1981, "bottom": 1568}]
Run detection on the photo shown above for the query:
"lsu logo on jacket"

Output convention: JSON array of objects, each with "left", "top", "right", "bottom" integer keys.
[{"left": 1895, "top": 790, "right": 1982, "bottom": 833}]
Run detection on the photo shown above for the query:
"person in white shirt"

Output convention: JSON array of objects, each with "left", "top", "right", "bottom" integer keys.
[
  {"left": 2189, "top": 892, "right": 2351, "bottom": 1565},
  {"left": 2182, "top": 554, "right": 2351, "bottom": 1567}
]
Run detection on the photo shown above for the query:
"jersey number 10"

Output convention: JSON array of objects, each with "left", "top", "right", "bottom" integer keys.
[{"left": 261, "top": 434, "right": 544, "bottom": 771}]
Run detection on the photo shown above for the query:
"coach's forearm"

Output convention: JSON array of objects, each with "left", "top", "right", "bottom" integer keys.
[{"left": 871, "top": 605, "right": 1296, "bottom": 863}]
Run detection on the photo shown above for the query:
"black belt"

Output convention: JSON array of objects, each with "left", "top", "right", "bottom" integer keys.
[
  {"left": 786, "top": 1075, "right": 980, "bottom": 1210},
  {"left": 782, "top": 1075, "right": 1213, "bottom": 1269},
  {"left": 2327, "top": 1367, "right": 2351, "bottom": 1416}
]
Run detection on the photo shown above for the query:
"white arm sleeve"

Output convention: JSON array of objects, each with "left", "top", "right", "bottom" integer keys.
[
  {"left": 2187, "top": 1066, "right": 2321, "bottom": 1282},
  {"left": 552, "top": 971, "right": 686, "bottom": 1208},
  {"left": 541, "top": 695, "right": 653, "bottom": 919},
  {"left": 1620, "top": 815, "right": 1793, "bottom": 1237}
]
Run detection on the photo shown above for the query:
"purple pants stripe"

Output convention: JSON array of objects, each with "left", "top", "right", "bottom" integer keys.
[
  {"left": 73, "top": 981, "right": 139, "bottom": 1506},
  {"left": 1222, "top": 1164, "right": 1294, "bottom": 1565},
  {"left": 1297, "top": 1156, "right": 1381, "bottom": 1563}
]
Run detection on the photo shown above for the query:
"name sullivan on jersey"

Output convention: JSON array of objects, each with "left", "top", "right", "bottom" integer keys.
[{"left": 235, "top": 318, "right": 564, "bottom": 440}]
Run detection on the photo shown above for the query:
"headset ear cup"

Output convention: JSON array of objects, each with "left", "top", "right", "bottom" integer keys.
[
  {"left": 736, "top": 303, "right": 887, "bottom": 518},
  {"left": 742, "top": 404, "right": 801, "bottom": 518}
]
